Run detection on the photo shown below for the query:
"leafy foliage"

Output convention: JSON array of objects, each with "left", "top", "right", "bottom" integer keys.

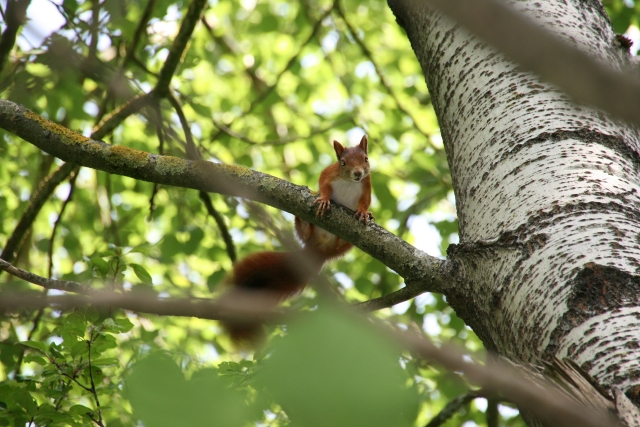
[{"left": 0, "top": 0, "right": 633, "bottom": 426}]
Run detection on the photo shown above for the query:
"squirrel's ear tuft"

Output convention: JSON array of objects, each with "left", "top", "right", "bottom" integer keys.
[
  {"left": 359, "top": 135, "right": 368, "bottom": 153},
  {"left": 333, "top": 140, "right": 345, "bottom": 158}
]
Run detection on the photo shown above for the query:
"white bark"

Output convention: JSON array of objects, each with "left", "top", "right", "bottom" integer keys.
[{"left": 390, "top": 0, "right": 640, "bottom": 410}]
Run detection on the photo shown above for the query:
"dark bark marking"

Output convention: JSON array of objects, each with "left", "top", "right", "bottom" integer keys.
[
  {"left": 546, "top": 263, "right": 640, "bottom": 357},
  {"left": 495, "top": 128, "right": 640, "bottom": 173}
]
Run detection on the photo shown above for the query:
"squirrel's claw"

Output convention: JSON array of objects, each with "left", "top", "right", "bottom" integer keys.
[
  {"left": 314, "top": 197, "right": 331, "bottom": 217},
  {"left": 355, "top": 210, "right": 374, "bottom": 224}
]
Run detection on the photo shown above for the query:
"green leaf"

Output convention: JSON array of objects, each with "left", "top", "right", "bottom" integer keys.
[
  {"left": 114, "top": 318, "right": 134, "bottom": 333},
  {"left": 257, "top": 306, "right": 419, "bottom": 427},
  {"left": 89, "top": 255, "right": 110, "bottom": 277},
  {"left": 23, "top": 355, "right": 47, "bottom": 366},
  {"left": 130, "top": 263, "right": 153, "bottom": 285},
  {"left": 206, "top": 269, "right": 227, "bottom": 293},
  {"left": 20, "top": 341, "right": 47, "bottom": 353},
  {"left": 91, "top": 358, "right": 119, "bottom": 367},
  {"left": 13, "top": 389, "right": 37, "bottom": 416},
  {"left": 126, "top": 353, "right": 248, "bottom": 427},
  {"left": 69, "top": 404, "right": 94, "bottom": 415}
]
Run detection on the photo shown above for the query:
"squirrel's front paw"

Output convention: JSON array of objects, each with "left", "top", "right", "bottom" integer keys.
[
  {"left": 314, "top": 197, "right": 331, "bottom": 217},
  {"left": 355, "top": 210, "right": 374, "bottom": 224}
]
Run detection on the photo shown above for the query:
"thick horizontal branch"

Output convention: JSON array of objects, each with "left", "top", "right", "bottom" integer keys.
[{"left": 0, "top": 99, "right": 448, "bottom": 294}]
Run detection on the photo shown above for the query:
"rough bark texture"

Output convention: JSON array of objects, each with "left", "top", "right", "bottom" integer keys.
[{"left": 389, "top": 0, "right": 640, "bottom": 412}]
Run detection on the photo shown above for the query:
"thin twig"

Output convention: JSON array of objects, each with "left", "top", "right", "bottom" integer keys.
[
  {"left": 0, "top": 0, "right": 32, "bottom": 74},
  {"left": 486, "top": 397, "right": 499, "bottom": 427},
  {"left": 123, "top": 0, "right": 157, "bottom": 67},
  {"left": 148, "top": 101, "right": 165, "bottom": 217},
  {"left": 166, "top": 92, "right": 237, "bottom": 261},
  {"left": 0, "top": 162, "right": 78, "bottom": 267},
  {"left": 199, "top": 191, "right": 237, "bottom": 263},
  {"left": 424, "top": 390, "right": 481, "bottom": 427},
  {"left": 355, "top": 283, "right": 429, "bottom": 311},
  {"left": 48, "top": 169, "right": 79, "bottom": 277},
  {"left": 86, "top": 333, "right": 104, "bottom": 427},
  {"left": 154, "top": 0, "right": 207, "bottom": 96}
]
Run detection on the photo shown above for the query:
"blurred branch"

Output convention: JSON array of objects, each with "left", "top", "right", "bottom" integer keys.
[
  {"left": 88, "top": 0, "right": 100, "bottom": 59},
  {"left": 355, "top": 283, "right": 430, "bottom": 311},
  {"left": 389, "top": 0, "right": 640, "bottom": 128},
  {"left": 0, "top": 0, "right": 31, "bottom": 73},
  {"left": 92, "top": 93, "right": 156, "bottom": 140},
  {"left": 0, "top": 258, "right": 97, "bottom": 295},
  {"left": 212, "top": 115, "right": 354, "bottom": 146},
  {"left": 424, "top": 390, "right": 482, "bottom": 427},
  {"left": 201, "top": 16, "right": 267, "bottom": 91},
  {"left": 154, "top": 0, "right": 207, "bottom": 96},
  {"left": 486, "top": 397, "right": 499, "bottom": 427},
  {"left": 123, "top": 0, "right": 157, "bottom": 67},
  {"left": 395, "top": 328, "right": 620, "bottom": 427},
  {"left": 0, "top": 291, "right": 283, "bottom": 324},
  {"left": 249, "top": 4, "right": 334, "bottom": 110},
  {"left": 148, "top": 101, "right": 165, "bottom": 216},
  {"left": 199, "top": 192, "right": 237, "bottom": 263}
]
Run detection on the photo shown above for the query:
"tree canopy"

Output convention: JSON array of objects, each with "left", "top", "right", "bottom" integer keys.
[{"left": 0, "top": 0, "right": 637, "bottom": 426}]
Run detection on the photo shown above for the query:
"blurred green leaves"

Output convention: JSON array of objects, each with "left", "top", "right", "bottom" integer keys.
[
  {"left": 126, "top": 353, "right": 248, "bottom": 427},
  {"left": 258, "top": 306, "right": 419, "bottom": 427}
]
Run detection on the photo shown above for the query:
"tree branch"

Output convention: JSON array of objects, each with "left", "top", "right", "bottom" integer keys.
[
  {"left": 0, "top": 0, "right": 31, "bottom": 73},
  {"left": 0, "top": 99, "right": 448, "bottom": 294},
  {"left": 0, "top": 162, "right": 78, "bottom": 265},
  {"left": 355, "top": 283, "right": 430, "bottom": 311},
  {"left": 424, "top": 390, "right": 481, "bottom": 427},
  {"left": 154, "top": 0, "right": 207, "bottom": 96}
]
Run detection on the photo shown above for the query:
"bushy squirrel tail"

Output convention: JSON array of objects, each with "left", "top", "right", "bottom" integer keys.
[{"left": 223, "top": 249, "right": 326, "bottom": 345}]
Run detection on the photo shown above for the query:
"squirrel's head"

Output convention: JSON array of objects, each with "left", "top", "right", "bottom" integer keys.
[{"left": 333, "top": 135, "right": 370, "bottom": 182}]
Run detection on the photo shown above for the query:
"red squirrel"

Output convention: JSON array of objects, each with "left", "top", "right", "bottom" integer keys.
[{"left": 224, "top": 135, "right": 373, "bottom": 343}]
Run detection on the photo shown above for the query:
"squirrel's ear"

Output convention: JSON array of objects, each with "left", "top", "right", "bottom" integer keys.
[
  {"left": 333, "top": 140, "right": 345, "bottom": 158},
  {"left": 359, "top": 135, "right": 368, "bottom": 153}
]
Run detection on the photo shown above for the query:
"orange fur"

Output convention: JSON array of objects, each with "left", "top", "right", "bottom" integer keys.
[{"left": 224, "top": 136, "right": 373, "bottom": 344}]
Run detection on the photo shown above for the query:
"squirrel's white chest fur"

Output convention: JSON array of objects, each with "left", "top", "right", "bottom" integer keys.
[{"left": 331, "top": 178, "right": 363, "bottom": 211}]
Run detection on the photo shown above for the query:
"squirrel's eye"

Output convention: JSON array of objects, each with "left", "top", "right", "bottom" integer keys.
[{"left": 341, "top": 160, "right": 346, "bottom": 166}]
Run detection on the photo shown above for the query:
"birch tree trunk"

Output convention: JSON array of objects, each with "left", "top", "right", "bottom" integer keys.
[{"left": 389, "top": 0, "right": 640, "bottom": 412}]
